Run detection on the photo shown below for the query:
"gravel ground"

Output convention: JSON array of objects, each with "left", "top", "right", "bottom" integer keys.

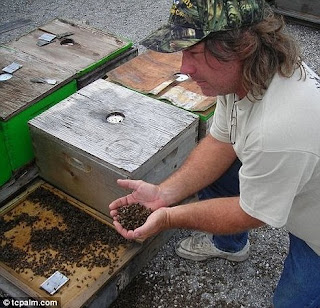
[
  {"left": 110, "top": 227, "right": 289, "bottom": 308},
  {"left": 1, "top": 1, "right": 319, "bottom": 307}
]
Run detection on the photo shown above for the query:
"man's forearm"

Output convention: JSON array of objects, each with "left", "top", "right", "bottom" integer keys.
[
  {"left": 165, "top": 197, "right": 264, "bottom": 235},
  {"left": 159, "top": 134, "right": 237, "bottom": 205}
]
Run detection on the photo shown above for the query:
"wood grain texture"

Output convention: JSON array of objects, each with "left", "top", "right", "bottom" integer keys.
[
  {"left": 77, "top": 47, "right": 138, "bottom": 89},
  {"left": 7, "top": 19, "right": 130, "bottom": 73},
  {"left": 106, "top": 50, "right": 216, "bottom": 111},
  {"left": 29, "top": 79, "right": 198, "bottom": 173},
  {"left": 0, "top": 46, "right": 75, "bottom": 120},
  {"left": 275, "top": 0, "right": 320, "bottom": 14}
]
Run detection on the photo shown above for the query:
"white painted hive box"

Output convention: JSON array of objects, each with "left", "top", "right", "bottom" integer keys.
[{"left": 29, "top": 79, "right": 199, "bottom": 217}]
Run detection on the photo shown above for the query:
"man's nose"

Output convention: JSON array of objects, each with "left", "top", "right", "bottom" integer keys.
[{"left": 180, "top": 53, "right": 197, "bottom": 75}]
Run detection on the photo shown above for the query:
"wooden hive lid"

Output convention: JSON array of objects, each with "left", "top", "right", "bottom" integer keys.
[
  {"left": 107, "top": 50, "right": 216, "bottom": 112},
  {"left": 0, "top": 46, "right": 75, "bottom": 121},
  {"left": 6, "top": 18, "right": 132, "bottom": 75},
  {"left": 29, "top": 79, "right": 198, "bottom": 175}
]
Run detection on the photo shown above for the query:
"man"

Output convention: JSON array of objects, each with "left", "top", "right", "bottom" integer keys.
[{"left": 109, "top": 0, "right": 320, "bottom": 306}]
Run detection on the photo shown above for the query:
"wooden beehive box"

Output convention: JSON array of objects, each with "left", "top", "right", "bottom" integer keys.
[
  {"left": 0, "top": 45, "right": 77, "bottom": 178},
  {"left": 274, "top": 0, "right": 320, "bottom": 24},
  {"left": 6, "top": 18, "right": 134, "bottom": 83},
  {"left": 0, "top": 179, "right": 173, "bottom": 307},
  {"left": 106, "top": 50, "right": 217, "bottom": 139},
  {"left": 275, "top": 0, "right": 320, "bottom": 15},
  {"left": 28, "top": 79, "right": 198, "bottom": 217}
]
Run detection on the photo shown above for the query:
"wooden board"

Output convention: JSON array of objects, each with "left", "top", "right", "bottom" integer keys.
[
  {"left": 106, "top": 50, "right": 216, "bottom": 112},
  {"left": 7, "top": 19, "right": 132, "bottom": 75},
  {"left": 77, "top": 47, "right": 138, "bottom": 89},
  {"left": 198, "top": 105, "right": 216, "bottom": 138},
  {"left": 275, "top": 0, "right": 320, "bottom": 16},
  {"left": 273, "top": 0, "right": 320, "bottom": 25},
  {"left": 0, "top": 164, "right": 38, "bottom": 206},
  {"left": 0, "top": 46, "right": 75, "bottom": 120},
  {"left": 0, "top": 180, "right": 141, "bottom": 308}
]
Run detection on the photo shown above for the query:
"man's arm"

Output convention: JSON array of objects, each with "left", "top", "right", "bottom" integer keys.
[
  {"left": 127, "top": 197, "right": 265, "bottom": 240},
  {"left": 159, "top": 134, "right": 237, "bottom": 206},
  {"left": 166, "top": 197, "right": 264, "bottom": 235},
  {"left": 110, "top": 134, "right": 261, "bottom": 240}
]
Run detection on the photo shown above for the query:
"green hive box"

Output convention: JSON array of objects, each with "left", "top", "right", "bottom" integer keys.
[
  {"left": 0, "top": 81, "right": 77, "bottom": 171},
  {"left": 0, "top": 126, "right": 12, "bottom": 186},
  {"left": 0, "top": 45, "right": 77, "bottom": 182}
]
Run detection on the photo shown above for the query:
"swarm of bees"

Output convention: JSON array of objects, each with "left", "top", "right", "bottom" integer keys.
[
  {"left": 0, "top": 187, "right": 129, "bottom": 278},
  {"left": 117, "top": 203, "right": 152, "bottom": 230}
]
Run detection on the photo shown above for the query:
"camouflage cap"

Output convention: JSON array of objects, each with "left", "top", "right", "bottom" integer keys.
[{"left": 141, "top": 0, "right": 265, "bottom": 53}]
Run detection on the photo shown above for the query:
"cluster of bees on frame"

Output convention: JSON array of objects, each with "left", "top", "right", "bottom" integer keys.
[{"left": 0, "top": 186, "right": 131, "bottom": 291}]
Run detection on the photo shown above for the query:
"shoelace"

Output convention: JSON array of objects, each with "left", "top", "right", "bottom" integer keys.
[{"left": 191, "top": 232, "right": 212, "bottom": 248}]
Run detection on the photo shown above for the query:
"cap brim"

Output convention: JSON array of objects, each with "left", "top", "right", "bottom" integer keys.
[{"left": 140, "top": 24, "right": 210, "bottom": 53}]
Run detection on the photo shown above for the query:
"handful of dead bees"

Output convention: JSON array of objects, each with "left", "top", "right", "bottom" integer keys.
[{"left": 117, "top": 203, "right": 152, "bottom": 230}]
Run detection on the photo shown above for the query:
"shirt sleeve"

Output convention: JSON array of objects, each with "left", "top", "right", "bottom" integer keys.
[{"left": 239, "top": 149, "right": 318, "bottom": 227}]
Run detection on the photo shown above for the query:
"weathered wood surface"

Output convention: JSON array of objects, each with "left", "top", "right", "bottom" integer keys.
[
  {"left": 0, "top": 180, "right": 142, "bottom": 308},
  {"left": 28, "top": 130, "right": 130, "bottom": 216},
  {"left": 29, "top": 79, "right": 198, "bottom": 216},
  {"left": 0, "top": 46, "right": 74, "bottom": 120},
  {"left": 7, "top": 19, "right": 131, "bottom": 74},
  {"left": 30, "top": 79, "right": 198, "bottom": 174},
  {"left": 77, "top": 47, "right": 138, "bottom": 89},
  {"left": 107, "top": 50, "right": 180, "bottom": 92},
  {"left": 198, "top": 106, "right": 216, "bottom": 139},
  {"left": 275, "top": 0, "right": 320, "bottom": 15},
  {"left": 0, "top": 163, "right": 38, "bottom": 206},
  {"left": 107, "top": 50, "right": 216, "bottom": 112},
  {"left": 273, "top": 0, "right": 320, "bottom": 25}
]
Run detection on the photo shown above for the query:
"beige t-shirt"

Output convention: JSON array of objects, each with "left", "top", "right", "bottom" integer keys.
[{"left": 210, "top": 63, "right": 320, "bottom": 255}]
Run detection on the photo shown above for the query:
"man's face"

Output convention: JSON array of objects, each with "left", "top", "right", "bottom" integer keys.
[{"left": 180, "top": 42, "right": 245, "bottom": 98}]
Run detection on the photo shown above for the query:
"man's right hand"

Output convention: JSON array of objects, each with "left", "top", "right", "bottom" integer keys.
[
  {"left": 109, "top": 179, "right": 169, "bottom": 216},
  {"left": 108, "top": 179, "right": 170, "bottom": 240}
]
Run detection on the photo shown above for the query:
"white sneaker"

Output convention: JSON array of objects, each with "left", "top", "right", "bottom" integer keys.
[{"left": 175, "top": 232, "right": 250, "bottom": 262}]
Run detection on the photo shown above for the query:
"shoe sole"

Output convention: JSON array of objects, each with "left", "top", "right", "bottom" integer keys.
[
  {"left": 175, "top": 246, "right": 214, "bottom": 261},
  {"left": 175, "top": 240, "right": 250, "bottom": 262}
]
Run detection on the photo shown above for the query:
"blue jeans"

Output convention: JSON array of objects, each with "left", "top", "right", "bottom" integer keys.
[
  {"left": 198, "top": 159, "right": 248, "bottom": 252},
  {"left": 199, "top": 159, "right": 320, "bottom": 307},
  {"left": 273, "top": 233, "right": 320, "bottom": 308}
]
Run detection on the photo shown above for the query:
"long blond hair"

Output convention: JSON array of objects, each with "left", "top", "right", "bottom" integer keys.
[{"left": 204, "top": 8, "right": 303, "bottom": 99}]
